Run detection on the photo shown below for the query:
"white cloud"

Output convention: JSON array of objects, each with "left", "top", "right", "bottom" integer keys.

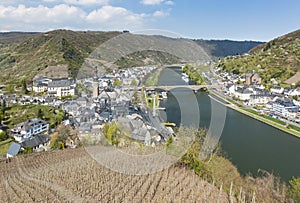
[
  {"left": 43, "top": 0, "right": 58, "bottom": 2},
  {"left": 0, "top": 4, "right": 84, "bottom": 31},
  {"left": 86, "top": 5, "right": 145, "bottom": 29},
  {"left": 153, "top": 10, "right": 169, "bottom": 17},
  {"left": 0, "top": 4, "right": 148, "bottom": 31},
  {"left": 164, "top": 1, "right": 174, "bottom": 5},
  {"left": 140, "top": 0, "right": 164, "bottom": 5},
  {"left": 64, "top": 0, "right": 109, "bottom": 6}
]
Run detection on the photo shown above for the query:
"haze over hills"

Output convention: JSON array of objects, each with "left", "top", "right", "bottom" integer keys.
[
  {"left": 0, "top": 30, "right": 262, "bottom": 85},
  {"left": 218, "top": 29, "right": 300, "bottom": 84},
  {"left": 195, "top": 39, "right": 264, "bottom": 58}
]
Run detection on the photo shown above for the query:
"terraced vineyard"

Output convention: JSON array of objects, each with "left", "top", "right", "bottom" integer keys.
[{"left": 0, "top": 148, "right": 230, "bottom": 202}]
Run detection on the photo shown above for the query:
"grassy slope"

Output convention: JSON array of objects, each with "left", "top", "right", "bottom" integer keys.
[
  {"left": 217, "top": 29, "right": 300, "bottom": 84},
  {"left": 0, "top": 30, "right": 264, "bottom": 86},
  {"left": 115, "top": 50, "right": 181, "bottom": 68},
  {"left": 0, "top": 30, "right": 121, "bottom": 84},
  {"left": 3, "top": 104, "right": 65, "bottom": 129}
]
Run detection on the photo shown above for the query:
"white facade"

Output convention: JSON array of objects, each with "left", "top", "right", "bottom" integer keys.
[
  {"left": 234, "top": 87, "right": 253, "bottom": 101},
  {"left": 288, "top": 88, "right": 300, "bottom": 96},
  {"left": 33, "top": 77, "right": 75, "bottom": 98},
  {"left": 248, "top": 95, "right": 273, "bottom": 106},
  {"left": 33, "top": 84, "right": 48, "bottom": 93},
  {"left": 272, "top": 99, "right": 298, "bottom": 118},
  {"left": 48, "top": 78, "right": 76, "bottom": 98},
  {"left": 12, "top": 118, "right": 49, "bottom": 142},
  {"left": 32, "top": 77, "right": 52, "bottom": 93},
  {"left": 270, "top": 87, "right": 284, "bottom": 94}
]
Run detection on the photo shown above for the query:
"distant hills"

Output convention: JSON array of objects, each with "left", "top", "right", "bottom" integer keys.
[
  {"left": 194, "top": 39, "right": 263, "bottom": 58},
  {"left": 218, "top": 29, "right": 300, "bottom": 84},
  {"left": 0, "top": 30, "right": 120, "bottom": 84},
  {"left": 0, "top": 30, "right": 262, "bottom": 85}
]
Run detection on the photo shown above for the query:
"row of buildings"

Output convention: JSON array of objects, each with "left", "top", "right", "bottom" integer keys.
[
  {"left": 213, "top": 68, "right": 300, "bottom": 121},
  {"left": 33, "top": 77, "right": 76, "bottom": 98}
]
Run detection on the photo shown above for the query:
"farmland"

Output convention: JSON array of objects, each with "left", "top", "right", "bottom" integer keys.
[{"left": 0, "top": 147, "right": 229, "bottom": 202}]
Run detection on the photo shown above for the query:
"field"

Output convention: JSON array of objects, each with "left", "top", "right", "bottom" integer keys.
[
  {"left": 0, "top": 147, "right": 230, "bottom": 202},
  {"left": 34, "top": 65, "right": 69, "bottom": 79},
  {"left": 285, "top": 72, "right": 300, "bottom": 84}
]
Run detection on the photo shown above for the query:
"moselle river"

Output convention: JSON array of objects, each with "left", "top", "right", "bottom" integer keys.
[{"left": 158, "top": 67, "right": 300, "bottom": 182}]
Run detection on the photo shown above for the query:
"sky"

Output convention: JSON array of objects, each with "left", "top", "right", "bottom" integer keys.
[{"left": 0, "top": 0, "right": 300, "bottom": 41}]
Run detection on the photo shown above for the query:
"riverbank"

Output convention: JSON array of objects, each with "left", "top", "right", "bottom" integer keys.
[
  {"left": 145, "top": 67, "right": 163, "bottom": 86},
  {"left": 208, "top": 90, "right": 300, "bottom": 138}
]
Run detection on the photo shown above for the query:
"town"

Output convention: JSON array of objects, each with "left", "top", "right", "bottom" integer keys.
[
  {"left": 206, "top": 63, "right": 300, "bottom": 128},
  {"left": 0, "top": 65, "right": 172, "bottom": 159}
]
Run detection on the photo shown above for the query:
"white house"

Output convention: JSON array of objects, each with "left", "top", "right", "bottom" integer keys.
[
  {"left": 20, "top": 135, "right": 50, "bottom": 152},
  {"left": 47, "top": 78, "right": 76, "bottom": 98},
  {"left": 271, "top": 99, "right": 298, "bottom": 119},
  {"left": 11, "top": 118, "right": 49, "bottom": 142},
  {"left": 270, "top": 86, "right": 284, "bottom": 94},
  {"left": 32, "top": 77, "right": 52, "bottom": 93},
  {"left": 234, "top": 87, "right": 253, "bottom": 101},
  {"left": 227, "top": 84, "right": 236, "bottom": 95},
  {"left": 248, "top": 94, "right": 274, "bottom": 106},
  {"left": 288, "top": 88, "right": 300, "bottom": 96}
]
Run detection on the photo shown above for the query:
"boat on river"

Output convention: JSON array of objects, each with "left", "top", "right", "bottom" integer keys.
[{"left": 181, "top": 73, "right": 189, "bottom": 83}]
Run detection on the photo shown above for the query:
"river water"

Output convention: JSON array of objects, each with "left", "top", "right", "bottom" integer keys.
[{"left": 158, "top": 67, "right": 300, "bottom": 181}]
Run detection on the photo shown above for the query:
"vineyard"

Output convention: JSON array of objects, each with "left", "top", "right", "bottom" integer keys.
[{"left": 0, "top": 148, "right": 231, "bottom": 202}]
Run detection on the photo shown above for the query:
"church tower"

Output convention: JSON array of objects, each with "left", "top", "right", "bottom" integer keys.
[{"left": 92, "top": 67, "right": 99, "bottom": 98}]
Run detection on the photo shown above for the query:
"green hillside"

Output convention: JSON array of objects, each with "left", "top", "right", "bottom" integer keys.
[
  {"left": 217, "top": 29, "right": 300, "bottom": 84},
  {"left": 0, "top": 30, "right": 263, "bottom": 86},
  {"left": 0, "top": 30, "right": 120, "bottom": 84}
]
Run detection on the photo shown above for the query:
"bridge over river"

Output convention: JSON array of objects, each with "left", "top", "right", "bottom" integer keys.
[{"left": 145, "top": 85, "right": 207, "bottom": 91}]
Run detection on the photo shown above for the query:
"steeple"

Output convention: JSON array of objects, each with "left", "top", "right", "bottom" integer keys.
[{"left": 92, "top": 66, "right": 99, "bottom": 98}]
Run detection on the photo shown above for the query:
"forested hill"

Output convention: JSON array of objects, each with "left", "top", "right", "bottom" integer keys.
[
  {"left": 195, "top": 39, "right": 264, "bottom": 58},
  {"left": 217, "top": 29, "right": 300, "bottom": 84},
  {"left": 0, "top": 30, "right": 263, "bottom": 85}
]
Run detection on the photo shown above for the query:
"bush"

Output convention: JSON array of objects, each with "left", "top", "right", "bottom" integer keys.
[
  {"left": 289, "top": 177, "right": 300, "bottom": 202},
  {"left": 50, "top": 125, "right": 71, "bottom": 149},
  {"left": 0, "top": 131, "right": 8, "bottom": 142}
]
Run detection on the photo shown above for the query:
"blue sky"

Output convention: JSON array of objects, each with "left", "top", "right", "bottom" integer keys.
[{"left": 0, "top": 0, "right": 299, "bottom": 41}]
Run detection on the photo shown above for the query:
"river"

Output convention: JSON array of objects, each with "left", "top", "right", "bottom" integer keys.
[{"left": 158, "top": 67, "right": 300, "bottom": 182}]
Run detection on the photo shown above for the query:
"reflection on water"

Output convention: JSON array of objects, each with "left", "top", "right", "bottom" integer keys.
[{"left": 159, "top": 67, "right": 300, "bottom": 181}]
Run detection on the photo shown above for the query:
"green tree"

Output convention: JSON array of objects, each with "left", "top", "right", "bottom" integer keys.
[
  {"left": 21, "top": 147, "right": 33, "bottom": 154},
  {"left": 104, "top": 122, "right": 120, "bottom": 145},
  {"left": 0, "top": 131, "right": 7, "bottom": 142},
  {"left": 181, "top": 136, "right": 207, "bottom": 176},
  {"left": 289, "top": 177, "right": 300, "bottom": 202},
  {"left": 50, "top": 125, "right": 71, "bottom": 149},
  {"left": 37, "top": 108, "right": 44, "bottom": 119},
  {"left": 1, "top": 100, "right": 6, "bottom": 115},
  {"left": 6, "top": 84, "right": 15, "bottom": 93},
  {"left": 166, "top": 136, "right": 173, "bottom": 148},
  {"left": 113, "top": 78, "right": 122, "bottom": 86},
  {"left": 130, "top": 79, "right": 138, "bottom": 86},
  {"left": 102, "top": 122, "right": 110, "bottom": 137},
  {"left": 22, "top": 79, "right": 29, "bottom": 94}
]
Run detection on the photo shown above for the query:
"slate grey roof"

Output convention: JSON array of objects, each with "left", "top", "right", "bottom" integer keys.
[
  {"left": 48, "top": 78, "right": 74, "bottom": 88},
  {"left": 7, "top": 142, "right": 21, "bottom": 156},
  {"left": 20, "top": 135, "right": 49, "bottom": 148}
]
